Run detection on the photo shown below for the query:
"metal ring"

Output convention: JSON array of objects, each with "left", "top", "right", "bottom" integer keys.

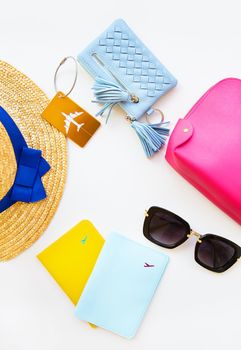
[
  {"left": 54, "top": 56, "right": 78, "bottom": 97},
  {"left": 145, "top": 109, "right": 164, "bottom": 125}
]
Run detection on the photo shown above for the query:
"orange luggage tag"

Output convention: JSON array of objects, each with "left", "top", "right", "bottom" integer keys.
[{"left": 42, "top": 56, "right": 100, "bottom": 147}]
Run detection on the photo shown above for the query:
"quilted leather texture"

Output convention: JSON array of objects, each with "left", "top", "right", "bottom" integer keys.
[
  {"left": 98, "top": 26, "right": 172, "bottom": 97},
  {"left": 78, "top": 19, "right": 177, "bottom": 119}
]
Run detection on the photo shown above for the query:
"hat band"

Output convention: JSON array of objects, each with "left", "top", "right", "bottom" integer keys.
[{"left": 0, "top": 107, "right": 51, "bottom": 213}]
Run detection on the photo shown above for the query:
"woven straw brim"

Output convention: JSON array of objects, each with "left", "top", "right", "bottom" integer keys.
[
  {"left": 0, "top": 123, "right": 16, "bottom": 199},
  {"left": 0, "top": 61, "right": 67, "bottom": 261}
]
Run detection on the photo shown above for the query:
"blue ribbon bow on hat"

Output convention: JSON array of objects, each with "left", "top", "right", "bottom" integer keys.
[{"left": 0, "top": 107, "right": 50, "bottom": 213}]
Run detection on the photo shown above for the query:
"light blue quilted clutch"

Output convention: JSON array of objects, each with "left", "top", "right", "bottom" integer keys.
[{"left": 78, "top": 19, "right": 177, "bottom": 157}]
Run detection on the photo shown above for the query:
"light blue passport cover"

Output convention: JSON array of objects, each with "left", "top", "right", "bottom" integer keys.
[{"left": 75, "top": 232, "right": 169, "bottom": 338}]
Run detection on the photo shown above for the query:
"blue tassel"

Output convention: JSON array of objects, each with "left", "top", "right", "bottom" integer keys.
[
  {"left": 131, "top": 120, "right": 170, "bottom": 158},
  {"left": 92, "top": 77, "right": 137, "bottom": 122},
  {"left": 92, "top": 77, "right": 169, "bottom": 157}
]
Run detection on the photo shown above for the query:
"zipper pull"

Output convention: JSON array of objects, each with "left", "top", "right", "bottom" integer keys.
[{"left": 92, "top": 76, "right": 139, "bottom": 122}]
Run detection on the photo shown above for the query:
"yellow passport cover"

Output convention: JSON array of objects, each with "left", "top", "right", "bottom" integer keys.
[{"left": 37, "top": 220, "right": 104, "bottom": 305}]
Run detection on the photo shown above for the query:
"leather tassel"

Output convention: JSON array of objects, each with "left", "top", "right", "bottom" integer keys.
[
  {"left": 130, "top": 120, "right": 170, "bottom": 158},
  {"left": 92, "top": 77, "right": 138, "bottom": 122},
  {"left": 92, "top": 77, "right": 169, "bottom": 157}
]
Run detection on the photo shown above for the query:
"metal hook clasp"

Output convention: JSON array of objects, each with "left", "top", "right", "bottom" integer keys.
[
  {"left": 187, "top": 230, "right": 202, "bottom": 243},
  {"left": 54, "top": 56, "right": 78, "bottom": 98}
]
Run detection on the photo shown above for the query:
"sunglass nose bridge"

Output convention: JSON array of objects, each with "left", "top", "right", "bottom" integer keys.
[{"left": 187, "top": 230, "right": 202, "bottom": 243}]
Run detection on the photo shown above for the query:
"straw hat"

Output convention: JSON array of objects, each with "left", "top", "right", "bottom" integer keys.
[{"left": 0, "top": 61, "right": 67, "bottom": 261}]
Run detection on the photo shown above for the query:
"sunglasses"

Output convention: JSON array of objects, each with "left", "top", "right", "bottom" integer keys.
[{"left": 143, "top": 207, "right": 241, "bottom": 273}]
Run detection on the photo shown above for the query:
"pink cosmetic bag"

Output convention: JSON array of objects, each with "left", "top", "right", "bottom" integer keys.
[{"left": 166, "top": 78, "right": 241, "bottom": 225}]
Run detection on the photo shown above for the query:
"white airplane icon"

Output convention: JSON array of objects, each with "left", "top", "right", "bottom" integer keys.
[{"left": 61, "top": 111, "right": 85, "bottom": 134}]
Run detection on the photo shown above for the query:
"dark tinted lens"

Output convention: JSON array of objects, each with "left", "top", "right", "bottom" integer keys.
[
  {"left": 196, "top": 236, "right": 236, "bottom": 270},
  {"left": 149, "top": 210, "right": 189, "bottom": 247}
]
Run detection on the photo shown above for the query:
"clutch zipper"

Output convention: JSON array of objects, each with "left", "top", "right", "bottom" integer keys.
[{"left": 91, "top": 53, "right": 139, "bottom": 104}]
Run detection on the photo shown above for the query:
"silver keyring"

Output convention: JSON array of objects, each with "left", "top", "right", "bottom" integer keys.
[
  {"left": 145, "top": 109, "right": 164, "bottom": 125},
  {"left": 54, "top": 56, "right": 78, "bottom": 97}
]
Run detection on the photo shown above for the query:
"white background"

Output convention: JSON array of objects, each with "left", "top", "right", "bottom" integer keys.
[{"left": 1, "top": 1, "right": 241, "bottom": 349}]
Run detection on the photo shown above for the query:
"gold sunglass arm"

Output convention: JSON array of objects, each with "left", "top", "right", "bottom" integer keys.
[
  {"left": 187, "top": 230, "right": 202, "bottom": 243},
  {"left": 144, "top": 210, "right": 149, "bottom": 217}
]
